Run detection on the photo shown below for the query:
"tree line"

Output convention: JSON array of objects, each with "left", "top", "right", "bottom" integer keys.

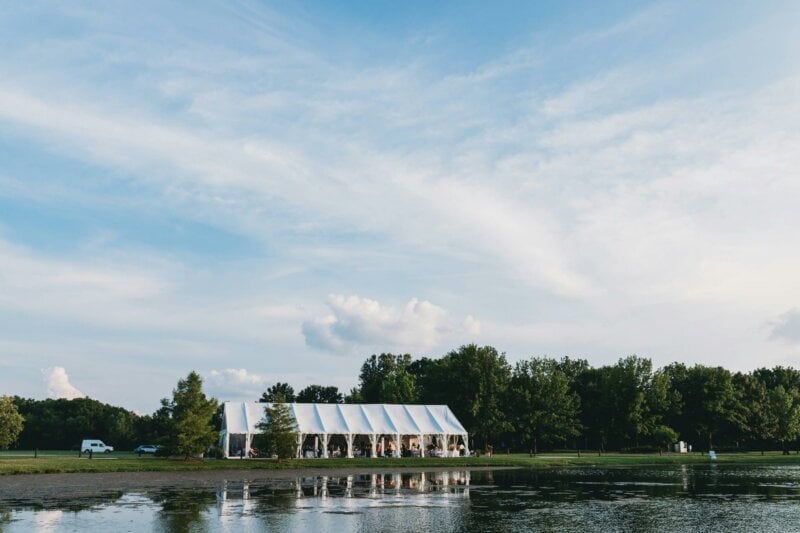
[
  {"left": 2, "top": 372, "right": 218, "bottom": 458},
  {"left": 2, "top": 344, "right": 800, "bottom": 454},
  {"left": 261, "top": 346, "right": 800, "bottom": 454}
]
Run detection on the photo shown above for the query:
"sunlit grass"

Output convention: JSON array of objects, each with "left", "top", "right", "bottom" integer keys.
[{"left": 0, "top": 450, "right": 797, "bottom": 475}]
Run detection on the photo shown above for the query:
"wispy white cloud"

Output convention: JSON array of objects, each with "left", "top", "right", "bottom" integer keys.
[
  {"left": 0, "top": 237, "right": 175, "bottom": 329},
  {"left": 2, "top": 2, "right": 800, "bottom": 411},
  {"left": 571, "top": 3, "right": 674, "bottom": 47},
  {"left": 0, "top": 237, "right": 311, "bottom": 342}
]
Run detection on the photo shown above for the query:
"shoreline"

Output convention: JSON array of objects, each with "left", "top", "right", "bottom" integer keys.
[
  {"left": 1, "top": 452, "right": 798, "bottom": 478},
  {"left": 2, "top": 454, "right": 799, "bottom": 504},
  {"left": 0, "top": 465, "right": 509, "bottom": 505}
]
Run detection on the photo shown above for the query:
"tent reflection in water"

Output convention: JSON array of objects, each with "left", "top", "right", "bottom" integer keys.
[{"left": 219, "top": 402, "right": 469, "bottom": 459}]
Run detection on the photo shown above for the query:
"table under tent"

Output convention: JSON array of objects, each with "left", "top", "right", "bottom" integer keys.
[{"left": 219, "top": 402, "right": 469, "bottom": 459}]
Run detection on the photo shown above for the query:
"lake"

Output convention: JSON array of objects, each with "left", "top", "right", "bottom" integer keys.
[{"left": 1, "top": 464, "right": 799, "bottom": 532}]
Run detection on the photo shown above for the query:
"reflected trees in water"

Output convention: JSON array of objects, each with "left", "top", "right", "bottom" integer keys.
[{"left": 150, "top": 488, "right": 216, "bottom": 533}]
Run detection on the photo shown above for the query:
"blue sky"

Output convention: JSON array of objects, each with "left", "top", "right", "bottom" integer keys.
[{"left": 1, "top": 1, "right": 800, "bottom": 412}]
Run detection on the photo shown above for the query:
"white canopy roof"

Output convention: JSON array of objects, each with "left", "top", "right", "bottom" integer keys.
[{"left": 222, "top": 402, "right": 467, "bottom": 436}]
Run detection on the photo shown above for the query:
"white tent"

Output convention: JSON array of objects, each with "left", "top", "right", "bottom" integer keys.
[{"left": 220, "top": 402, "right": 469, "bottom": 459}]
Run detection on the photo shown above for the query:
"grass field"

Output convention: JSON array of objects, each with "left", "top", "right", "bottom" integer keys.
[{"left": 1, "top": 450, "right": 798, "bottom": 475}]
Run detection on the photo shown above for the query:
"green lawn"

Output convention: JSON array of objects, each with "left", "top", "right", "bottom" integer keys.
[{"left": 0, "top": 450, "right": 798, "bottom": 475}]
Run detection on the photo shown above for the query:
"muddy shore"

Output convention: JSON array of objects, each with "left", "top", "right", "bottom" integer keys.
[{"left": 0, "top": 466, "right": 510, "bottom": 506}]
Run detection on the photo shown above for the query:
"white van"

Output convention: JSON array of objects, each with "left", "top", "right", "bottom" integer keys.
[{"left": 81, "top": 439, "right": 114, "bottom": 454}]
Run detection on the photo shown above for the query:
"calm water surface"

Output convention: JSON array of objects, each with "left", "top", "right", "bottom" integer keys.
[{"left": 2, "top": 464, "right": 799, "bottom": 532}]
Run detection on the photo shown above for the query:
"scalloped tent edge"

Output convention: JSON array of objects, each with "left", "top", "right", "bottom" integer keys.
[{"left": 219, "top": 401, "right": 469, "bottom": 459}]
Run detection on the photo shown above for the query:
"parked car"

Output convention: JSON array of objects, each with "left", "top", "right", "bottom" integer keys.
[
  {"left": 81, "top": 439, "right": 114, "bottom": 454},
  {"left": 133, "top": 444, "right": 159, "bottom": 454}
]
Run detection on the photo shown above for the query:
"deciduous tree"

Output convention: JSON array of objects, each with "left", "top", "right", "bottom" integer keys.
[
  {"left": 260, "top": 383, "right": 295, "bottom": 403},
  {"left": 666, "top": 364, "right": 744, "bottom": 451},
  {"left": 0, "top": 396, "right": 24, "bottom": 449},
  {"left": 652, "top": 425, "right": 678, "bottom": 453},
  {"left": 770, "top": 386, "right": 800, "bottom": 454},
  {"left": 735, "top": 373, "right": 775, "bottom": 452},
  {"left": 443, "top": 344, "right": 512, "bottom": 449},
  {"left": 296, "top": 385, "right": 343, "bottom": 403},
  {"left": 356, "top": 353, "right": 418, "bottom": 403},
  {"left": 508, "top": 358, "right": 581, "bottom": 454}
]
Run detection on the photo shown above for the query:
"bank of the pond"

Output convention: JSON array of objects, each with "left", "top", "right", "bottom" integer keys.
[
  {"left": 0, "top": 465, "right": 505, "bottom": 501},
  {"left": 0, "top": 451, "right": 798, "bottom": 476}
]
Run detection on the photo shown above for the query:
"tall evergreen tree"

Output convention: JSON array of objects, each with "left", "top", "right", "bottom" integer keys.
[
  {"left": 257, "top": 393, "right": 297, "bottom": 459},
  {"left": 167, "top": 371, "right": 219, "bottom": 460}
]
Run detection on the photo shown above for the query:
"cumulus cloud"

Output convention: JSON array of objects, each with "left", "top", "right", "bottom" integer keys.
[
  {"left": 302, "top": 314, "right": 348, "bottom": 353},
  {"left": 770, "top": 309, "right": 800, "bottom": 344},
  {"left": 205, "top": 368, "right": 271, "bottom": 400},
  {"left": 43, "top": 367, "right": 85, "bottom": 400},
  {"left": 302, "top": 294, "right": 478, "bottom": 354},
  {"left": 463, "top": 315, "right": 482, "bottom": 337}
]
